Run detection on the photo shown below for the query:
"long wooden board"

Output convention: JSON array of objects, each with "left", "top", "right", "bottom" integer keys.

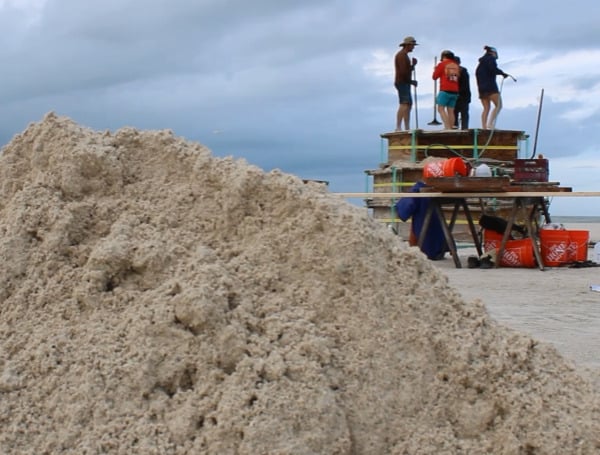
[{"left": 333, "top": 192, "right": 600, "bottom": 198}]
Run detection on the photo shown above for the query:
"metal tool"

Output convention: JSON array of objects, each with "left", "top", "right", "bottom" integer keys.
[{"left": 428, "top": 56, "right": 442, "bottom": 126}]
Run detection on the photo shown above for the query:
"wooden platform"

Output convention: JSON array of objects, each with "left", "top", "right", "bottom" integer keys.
[
  {"left": 365, "top": 129, "right": 549, "bottom": 241},
  {"left": 380, "top": 128, "right": 526, "bottom": 163}
]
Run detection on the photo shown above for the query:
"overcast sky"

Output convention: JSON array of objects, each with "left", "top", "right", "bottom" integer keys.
[{"left": 1, "top": 0, "right": 599, "bottom": 215}]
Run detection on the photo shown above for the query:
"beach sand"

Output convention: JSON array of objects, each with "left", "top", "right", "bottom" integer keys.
[
  {"left": 435, "top": 222, "right": 600, "bottom": 371},
  {"left": 2, "top": 114, "right": 600, "bottom": 453}
]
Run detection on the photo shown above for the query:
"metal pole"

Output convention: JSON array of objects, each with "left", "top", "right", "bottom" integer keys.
[
  {"left": 531, "top": 88, "right": 544, "bottom": 158},
  {"left": 428, "top": 56, "right": 441, "bottom": 125},
  {"left": 412, "top": 66, "right": 419, "bottom": 129}
]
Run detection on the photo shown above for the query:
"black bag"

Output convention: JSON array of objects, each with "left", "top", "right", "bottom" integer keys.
[{"left": 479, "top": 214, "right": 526, "bottom": 238}]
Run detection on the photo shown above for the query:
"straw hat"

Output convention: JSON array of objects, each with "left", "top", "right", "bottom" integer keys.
[{"left": 399, "top": 36, "right": 418, "bottom": 47}]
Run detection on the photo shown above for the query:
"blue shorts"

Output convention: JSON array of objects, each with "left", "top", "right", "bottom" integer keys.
[
  {"left": 437, "top": 91, "right": 459, "bottom": 108},
  {"left": 395, "top": 83, "right": 412, "bottom": 104}
]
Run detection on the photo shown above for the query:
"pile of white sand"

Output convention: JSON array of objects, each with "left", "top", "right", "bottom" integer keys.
[{"left": 0, "top": 113, "right": 599, "bottom": 454}]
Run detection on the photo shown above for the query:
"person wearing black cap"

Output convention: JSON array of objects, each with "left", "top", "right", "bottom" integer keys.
[
  {"left": 394, "top": 36, "right": 418, "bottom": 131},
  {"left": 453, "top": 56, "right": 471, "bottom": 130},
  {"left": 475, "top": 45, "right": 509, "bottom": 129}
]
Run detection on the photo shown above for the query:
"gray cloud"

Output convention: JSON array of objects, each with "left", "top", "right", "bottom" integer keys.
[{"left": 0, "top": 0, "right": 599, "bottom": 213}]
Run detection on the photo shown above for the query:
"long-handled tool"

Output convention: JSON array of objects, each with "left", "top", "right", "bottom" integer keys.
[
  {"left": 428, "top": 56, "right": 442, "bottom": 126},
  {"left": 412, "top": 66, "right": 419, "bottom": 129},
  {"left": 531, "top": 88, "right": 544, "bottom": 158}
]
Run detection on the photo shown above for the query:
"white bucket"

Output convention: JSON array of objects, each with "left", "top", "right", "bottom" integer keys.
[
  {"left": 474, "top": 164, "right": 492, "bottom": 177},
  {"left": 594, "top": 243, "right": 600, "bottom": 263}
]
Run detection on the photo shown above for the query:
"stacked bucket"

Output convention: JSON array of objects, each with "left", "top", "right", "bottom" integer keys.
[
  {"left": 539, "top": 228, "right": 589, "bottom": 266},
  {"left": 482, "top": 227, "right": 589, "bottom": 268}
]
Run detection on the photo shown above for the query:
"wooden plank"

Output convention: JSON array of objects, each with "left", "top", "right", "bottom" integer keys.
[
  {"left": 332, "top": 191, "right": 600, "bottom": 198},
  {"left": 423, "top": 176, "right": 510, "bottom": 192}
]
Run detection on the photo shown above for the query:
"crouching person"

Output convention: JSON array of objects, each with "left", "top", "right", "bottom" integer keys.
[{"left": 395, "top": 181, "right": 448, "bottom": 260}]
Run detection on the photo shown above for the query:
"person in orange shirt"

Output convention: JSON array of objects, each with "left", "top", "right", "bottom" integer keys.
[{"left": 432, "top": 50, "right": 460, "bottom": 130}]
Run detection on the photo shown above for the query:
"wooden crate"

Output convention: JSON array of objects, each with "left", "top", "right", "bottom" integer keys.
[{"left": 513, "top": 159, "right": 549, "bottom": 182}]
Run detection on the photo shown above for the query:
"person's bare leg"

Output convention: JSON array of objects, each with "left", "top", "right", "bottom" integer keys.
[
  {"left": 402, "top": 103, "right": 412, "bottom": 130},
  {"left": 480, "top": 98, "right": 491, "bottom": 129},
  {"left": 447, "top": 107, "right": 455, "bottom": 130},
  {"left": 488, "top": 93, "right": 502, "bottom": 129},
  {"left": 441, "top": 107, "right": 455, "bottom": 130},
  {"left": 397, "top": 103, "right": 411, "bottom": 130},
  {"left": 437, "top": 105, "right": 448, "bottom": 129}
]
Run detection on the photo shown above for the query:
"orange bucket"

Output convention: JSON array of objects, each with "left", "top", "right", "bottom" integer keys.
[
  {"left": 423, "top": 157, "right": 468, "bottom": 178},
  {"left": 566, "top": 230, "right": 589, "bottom": 262},
  {"left": 540, "top": 229, "right": 569, "bottom": 266},
  {"left": 482, "top": 229, "right": 536, "bottom": 268},
  {"left": 482, "top": 229, "right": 502, "bottom": 253},
  {"left": 422, "top": 160, "right": 446, "bottom": 178},
  {"left": 444, "top": 157, "right": 468, "bottom": 177}
]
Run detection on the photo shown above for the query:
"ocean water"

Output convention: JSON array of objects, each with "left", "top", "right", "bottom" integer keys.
[{"left": 553, "top": 216, "right": 600, "bottom": 224}]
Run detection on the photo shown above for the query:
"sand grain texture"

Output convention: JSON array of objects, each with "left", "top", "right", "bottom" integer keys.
[{"left": 0, "top": 113, "right": 599, "bottom": 454}]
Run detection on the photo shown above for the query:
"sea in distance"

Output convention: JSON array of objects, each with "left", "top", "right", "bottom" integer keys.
[{"left": 553, "top": 216, "right": 600, "bottom": 224}]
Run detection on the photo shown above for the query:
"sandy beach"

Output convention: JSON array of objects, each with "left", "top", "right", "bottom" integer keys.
[
  {"left": 435, "top": 222, "right": 600, "bottom": 371},
  {"left": 2, "top": 115, "right": 600, "bottom": 453}
]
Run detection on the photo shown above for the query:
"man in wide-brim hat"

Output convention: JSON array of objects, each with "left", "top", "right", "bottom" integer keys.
[
  {"left": 394, "top": 36, "right": 418, "bottom": 131},
  {"left": 399, "top": 36, "right": 418, "bottom": 47}
]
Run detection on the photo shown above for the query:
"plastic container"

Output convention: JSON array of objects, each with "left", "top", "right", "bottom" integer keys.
[
  {"left": 422, "top": 157, "right": 468, "bottom": 178},
  {"left": 474, "top": 163, "right": 492, "bottom": 177},
  {"left": 482, "top": 229, "right": 536, "bottom": 268},
  {"left": 422, "top": 160, "right": 446, "bottom": 178},
  {"left": 540, "top": 229, "right": 569, "bottom": 266},
  {"left": 566, "top": 230, "right": 589, "bottom": 262},
  {"left": 594, "top": 242, "right": 600, "bottom": 263},
  {"left": 444, "top": 157, "right": 468, "bottom": 177}
]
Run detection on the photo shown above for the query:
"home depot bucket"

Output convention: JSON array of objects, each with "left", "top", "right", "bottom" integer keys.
[
  {"left": 540, "top": 229, "right": 569, "bottom": 266},
  {"left": 482, "top": 229, "right": 536, "bottom": 268},
  {"left": 566, "top": 230, "right": 589, "bottom": 262},
  {"left": 422, "top": 157, "right": 468, "bottom": 178}
]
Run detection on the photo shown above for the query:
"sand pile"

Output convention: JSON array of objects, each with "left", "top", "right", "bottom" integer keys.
[{"left": 0, "top": 113, "right": 599, "bottom": 454}]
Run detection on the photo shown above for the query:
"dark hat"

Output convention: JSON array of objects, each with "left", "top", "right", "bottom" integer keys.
[
  {"left": 441, "top": 50, "right": 454, "bottom": 59},
  {"left": 399, "top": 36, "right": 418, "bottom": 47}
]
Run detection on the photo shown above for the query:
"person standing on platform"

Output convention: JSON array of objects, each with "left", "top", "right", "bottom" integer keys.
[
  {"left": 475, "top": 45, "right": 509, "bottom": 129},
  {"left": 394, "top": 36, "right": 418, "bottom": 131},
  {"left": 432, "top": 50, "right": 460, "bottom": 130},
  {"left": 453, "top": 55, "right": 471, "bottom": 130}
]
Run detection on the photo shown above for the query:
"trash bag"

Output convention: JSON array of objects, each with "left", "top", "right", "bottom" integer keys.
[{"left": 479, "top": 214, "right": 526, "bottom": 238}]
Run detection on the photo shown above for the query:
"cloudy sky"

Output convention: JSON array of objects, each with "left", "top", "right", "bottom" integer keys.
[{"left": 1, "top": 0, "right": 599, "bottom": 215}]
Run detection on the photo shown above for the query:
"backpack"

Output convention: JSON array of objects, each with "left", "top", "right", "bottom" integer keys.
[{"left": 445, "top": 61, "right": 460, "bottom": 82}]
